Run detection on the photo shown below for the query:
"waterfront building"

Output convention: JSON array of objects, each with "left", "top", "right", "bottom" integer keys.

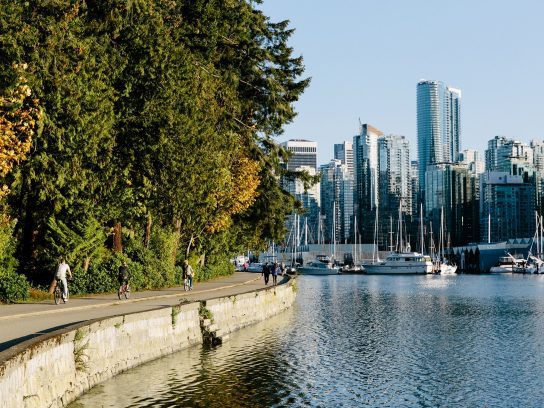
[
  {"left": 485, "top": 136, "right": 508, "bottom": 171},
  {"left": 458, "top": 149, "right": 485, "bottom": 175},
  {"left": 410, "top": 160, "right": 420, "bottom": 216},
  {"left": 280, "top": 139, "right": 320, "bottom": 245},
  {"left": 280, "top": 139, "right": 318, "bottom": 171},
  {"left": 320, "top": 160, "right": 353, "bottom": 244},
  {"left": 281, "top": 165, "right": 320, "bottom": 244},
  {"left": 378, "top": 135, "right": 412, "bottom": 217},
  {"left": 479, "top": 172, "right": 536, "bottom": 242},
  {"left": 334, "top": 141, "right": 354, "bottom": 176},
  {"left": 531, "top": 139, "right": 544, "bottom": 174},
  {"left": 417, "top": 80, "right": 462, "bottom": 194},
  {"left": 353, "top": 123, "right": 383, "bottom": 242},
  {"left": 425, "top": 163, "right": 480, "bottom": 246},
  {"left": 495, "top": 140, "right": 533, "bottom": 175}
]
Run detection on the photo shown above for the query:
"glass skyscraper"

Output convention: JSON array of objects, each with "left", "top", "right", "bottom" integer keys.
[{"left": 417, "top": 80, "right": 462, "bottom": 194}]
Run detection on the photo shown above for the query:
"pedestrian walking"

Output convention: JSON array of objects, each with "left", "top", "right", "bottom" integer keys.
[
  {"left": 184, "top": 260, "right": 194, "bottom": 290},
  {"left": 262, "top": 262, "right": 270, "bottom": 285},
  {"left": 272, "top": 262, "right": 280, "bottom": 286}
]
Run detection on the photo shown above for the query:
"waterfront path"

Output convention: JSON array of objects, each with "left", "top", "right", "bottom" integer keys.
[{"left": 0, "top": 272, "right": 267, "bottom": 351}]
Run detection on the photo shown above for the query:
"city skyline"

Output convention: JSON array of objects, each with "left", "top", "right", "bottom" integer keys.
[{"left": 260, "top": 1, "right": 544, "bottom": 165}]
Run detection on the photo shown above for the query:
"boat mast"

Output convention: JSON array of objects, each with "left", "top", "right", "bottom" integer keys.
[
  {"left": 304, "top": 217, "right": 308, "bottom": 247},
  {"left": 420, "top": 203, "right": 425, "bottom": 254},
  {"left": 389, "top": 216, "right": 394, "bottom": 253},
  {"left": 332, "top": 201, "right": 336, "bottom": 261},
  {"left": 373, "top": 207, "right": 379, "bottom": 262},
  {"left": 398, "top": 200, "right": 403, "bottom": 252},
  {"left": 353, "top": 216, "right": 357, "bottom": 264},
  {"left": 488, "top": 212, "right": 491, "bottom": 243}
]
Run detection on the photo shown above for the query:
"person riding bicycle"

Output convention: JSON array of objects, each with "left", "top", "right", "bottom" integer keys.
[
  {"left": 183, "top": 260, "right": 194, "bottom": 291},
  {"left": 55, "top": 258, "right": 72, "bottom": 302},
  {"left": 118, "top": 261, "right": 130, "bottom": 288}
]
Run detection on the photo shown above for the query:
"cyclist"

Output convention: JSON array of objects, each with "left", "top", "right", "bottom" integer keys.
[
  {"left": 184, "top": 260, "right": 194, "bottom": 291},
  {"left": 118, "top": 261, "right": 130, "bottom": 293},
  {"left": 55, "top": 258, "right": 72, "bottom": 302}
]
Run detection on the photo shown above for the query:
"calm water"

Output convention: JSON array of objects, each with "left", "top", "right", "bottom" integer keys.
[{"left": 71, "top": 274, "right": 544, "bottom": 407}]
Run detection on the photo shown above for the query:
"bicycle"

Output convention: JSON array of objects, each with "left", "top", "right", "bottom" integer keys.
[
  {"left": 53, "top": 278, "right": 68, "bottom": 305},
  {"left": 118, "top": 282, "right": 130, "bottom": 300},
  {"left": 183, "top": 277, "right": 189, "bottom": 291}
]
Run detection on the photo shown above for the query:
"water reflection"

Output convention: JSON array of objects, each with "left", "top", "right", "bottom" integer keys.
[{"left": 72, "top": 274, "right": 544, "bottom": 407}]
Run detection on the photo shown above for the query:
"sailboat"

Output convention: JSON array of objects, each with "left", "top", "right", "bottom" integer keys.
[
  {"left": 341, "top": 215, "right": 363, "bottom": 273},
  {"left": 437, "top": 207, "right": 457, "bottom": 275},
  {"left": 363, "top": 200, "right": 433, "bottom": 275},
  {"left": 515, "top": 212, "right": 544, "bottom": 274},
  {"left": 298, "top": 204, "right": 340, "bottom": 275}
]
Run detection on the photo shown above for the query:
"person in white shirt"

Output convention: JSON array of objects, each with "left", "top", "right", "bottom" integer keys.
[{"left": 55, "top": 258, "right": 72, "bottom": 301}]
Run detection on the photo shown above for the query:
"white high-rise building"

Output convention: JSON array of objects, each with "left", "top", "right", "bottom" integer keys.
[{"left": 458, "top": 149, "right": 485, "bottom": 175}]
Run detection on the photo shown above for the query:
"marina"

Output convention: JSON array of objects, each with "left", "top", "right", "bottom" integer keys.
[{"left": 71, "top": 273, "right": 544, "bottom": 407}]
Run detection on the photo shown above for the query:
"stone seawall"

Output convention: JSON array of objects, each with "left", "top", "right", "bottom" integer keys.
[{"left": 0, "top": 277, "right": 296, "bottom": 408}]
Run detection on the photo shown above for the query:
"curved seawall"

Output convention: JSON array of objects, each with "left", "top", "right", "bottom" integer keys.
[{"left": 0, "top": 277, "right": 297, "bottom": 408}]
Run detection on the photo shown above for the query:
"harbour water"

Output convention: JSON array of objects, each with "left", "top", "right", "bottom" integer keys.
[{"left": 71, "top": 274, "right": 544, "bottom": 407}]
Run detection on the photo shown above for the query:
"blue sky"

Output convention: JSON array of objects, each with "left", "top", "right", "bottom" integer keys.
[{"left": 260, "top": 0, "right": 544, "bottom": 165}]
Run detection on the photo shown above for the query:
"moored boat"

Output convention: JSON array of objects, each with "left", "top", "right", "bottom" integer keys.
[
  {"left": 298, "top": 255, "right": 340, "bottom": 275},
  {"left": 363, "top": 252, "right": 433, "bottom": 274}
]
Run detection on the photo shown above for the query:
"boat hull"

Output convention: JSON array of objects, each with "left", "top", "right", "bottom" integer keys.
[
  {"left": 489, "top": 266, "right": 512, "bottom": 274},
  {"left": 297, "top": 267, "right": 340, "bottom": 275},
  {"left": 440, "top": 264, "right": 457, "bottom": 275},
  {"left": 363, "top": 264, "right": 431, "bottom": 275}
]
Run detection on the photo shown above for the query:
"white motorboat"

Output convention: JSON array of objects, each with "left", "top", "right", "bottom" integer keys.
[
  {"left": 364, "top": 252, "right": 433, "bottom": 275},
  {"left": 298, "top": 255, "right": 340, "bottom": 275},
  {"left": 363, "top": 201, "right": 433, "bottom": 275},
  {"left": 439, "top": 262, "right": 458, "bottom": 275},
  {"left": 489, "top": 255, "right": 523, "bottom": 273}
]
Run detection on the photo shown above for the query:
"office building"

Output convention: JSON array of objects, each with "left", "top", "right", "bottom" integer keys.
[
  {"left": 320, "top": 160, "right": 353, "bottom": 244},
  {"left": 280, "top": 139, "right": 318, "bottom": 171},
  {"left": 485, "top": 136, "right": 508, "bottom": 172},
  {"left": 334, "top": 141, "right": 354, "bottom": 176},
  {"left": 458, "top": 149, "right": 485, "bottom": 175},
  {"left": 480, "top": 172, "right": 536, "bottom": 242},
  {"left": 425, "top": 163, "right": 480, "bottom": 246},
  {"left": 353, "top": 123, "right": 383, "bottom": 242},
  {"left": 378, "top": 135, "right": 412, "bottom": 217}
]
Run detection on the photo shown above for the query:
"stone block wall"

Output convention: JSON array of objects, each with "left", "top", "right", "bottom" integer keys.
[{"left": 0, "top": 277, "right": 296, "bottom": 408}]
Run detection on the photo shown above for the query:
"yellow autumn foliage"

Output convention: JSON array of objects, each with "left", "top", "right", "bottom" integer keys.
[
  {"left": 207, "top": 155, "right": 260, "bottom": 233},
  {"left": 0, "top": 64, "right": 42, "bottom": 200}
]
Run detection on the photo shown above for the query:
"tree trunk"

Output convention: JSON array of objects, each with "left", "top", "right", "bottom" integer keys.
[
  {"left": 172, "top": 218, "right": 181, "bottom": 263},
  {"left": 83, "top": 256, "right": 91, "bottom": 272},
  {"left": 185, "top": 233, "right": 194, "bottom": 259},
  {"left": 113, "top": 222, "right": 122, "bottom": 253},
  {"left": 144, "top": 213, "right": 152, "bottom": 248}
]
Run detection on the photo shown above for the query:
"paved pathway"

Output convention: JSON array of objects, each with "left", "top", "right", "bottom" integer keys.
[{"left": 0, "top": 272, "right": 268, "bottom": 351}]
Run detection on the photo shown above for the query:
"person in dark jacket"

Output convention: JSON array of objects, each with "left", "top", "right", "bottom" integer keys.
[{"left": 262, "top": 262, "right": 270, "bottom": 285}]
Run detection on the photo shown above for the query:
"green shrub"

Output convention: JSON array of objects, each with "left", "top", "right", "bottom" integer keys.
[
  {"left": 195, "top": 258, "right": 234, "bottom": 282},
  {"left": 0, "top": 271, "right": 30, "bottom": 302}
]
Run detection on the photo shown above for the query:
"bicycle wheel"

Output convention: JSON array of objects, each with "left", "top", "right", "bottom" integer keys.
[
  {"left": 54, "top": 286, "right": 61, "bottom": 305},
  {"left": 124, "top": 285, "right": 130, "bottom": 299}
]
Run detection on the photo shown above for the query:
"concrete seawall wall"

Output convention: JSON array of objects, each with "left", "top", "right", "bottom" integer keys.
[{"left": 0, "top": 277, "right": 296, "bottom": 408}]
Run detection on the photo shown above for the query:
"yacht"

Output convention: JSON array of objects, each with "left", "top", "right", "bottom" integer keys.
[
  {"left": 298, "top": 255, "right": 340, "bottom": 275},
  {"left": 489, "top": 254, "right": 523, "bottom": 273},
  {"left": 363, "top": 201, "right": 433, "bottom": 275},
  {"left": 364, "top": 252, "right": 433, "bottom": 275}
]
